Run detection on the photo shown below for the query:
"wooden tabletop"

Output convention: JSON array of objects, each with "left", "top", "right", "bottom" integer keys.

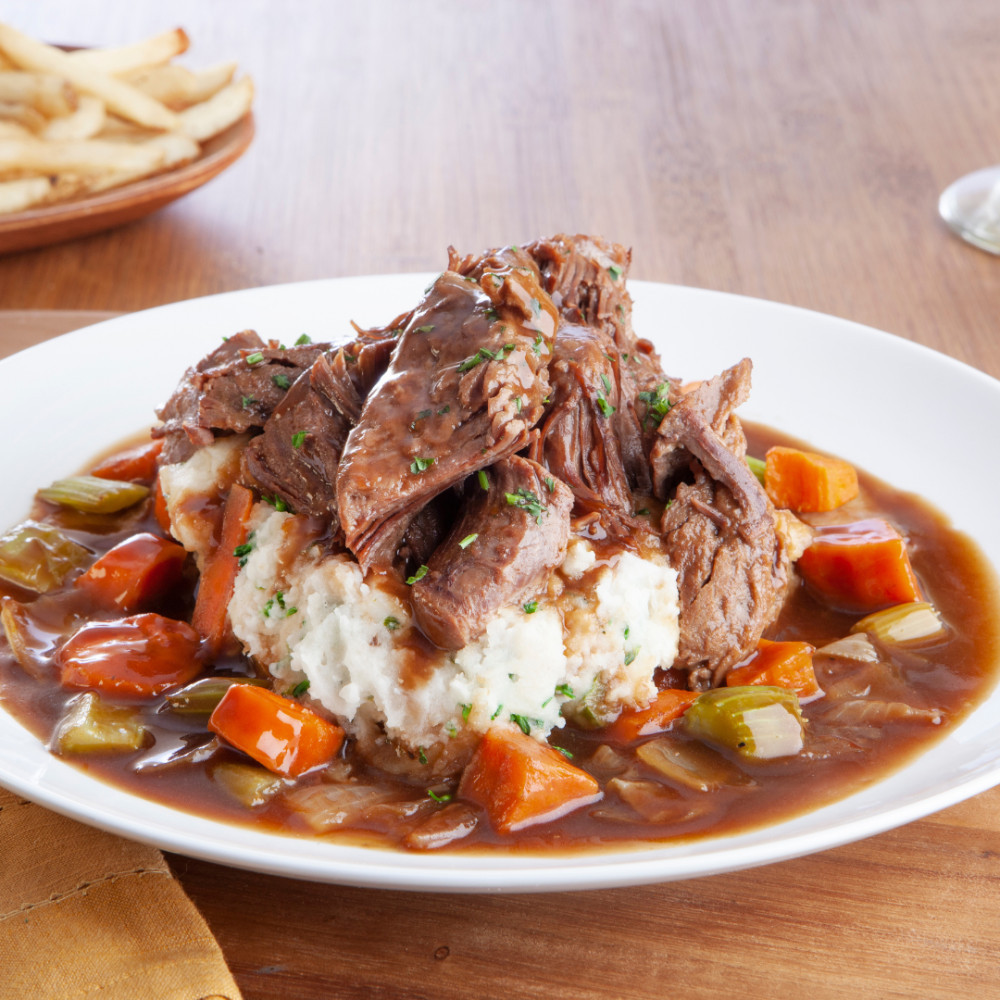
[{"left": 3, "top": 1, "right": 1000, "bottom": 997}]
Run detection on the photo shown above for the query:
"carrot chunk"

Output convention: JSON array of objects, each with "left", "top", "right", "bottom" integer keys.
[
  {"left": 208, "top": 684, "right": 344, "bottom": 777},
  {"left": 191, "top": 483, "right": 254, "bottom": 657},
  {"left": 764, "top": 446, "right": 859, "bottom": 512},
  {"left": 75, "top": 532, "right": 187, "bottom": 612},
  {"left": 604, "top": 688, "right": 700, "bottom": 742},
  {"left": 90, "top": 439, "right": 163, "bottom": 485},
  {"left": 58, "top": 613, "right": 201, "bottom": 699},
  {"left": 726, "top": 639, "right": 822, "bottom": 701},
  {"left": 457, "top": 725, "right": 601, "bottom": 834},
  {"left": 796, "top": 518, "right": 921, "bottom": 612}
]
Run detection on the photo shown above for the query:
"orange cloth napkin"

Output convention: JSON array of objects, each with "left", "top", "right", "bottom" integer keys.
[{"left": 0, "top": 786, "right": 242, "bottom": 999}]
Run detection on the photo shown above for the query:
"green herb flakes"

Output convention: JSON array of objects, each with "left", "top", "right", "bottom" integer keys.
[
  {"left": 406, "top": 565, "right": 429, "bottom": 585},
  {"left": 272, "top": 373, "right": 291, "bottom": 390},
  {"left": 292, "top": 431, "right": 307, "bottom": 449},
  {"left": 384, "top": 616, "right": 401, "bottom": 631},
  {"left": 410, "top": 456, "right": 435, "bottom": 474},
  {"left": 458, "top": 533, "right": 478, "bottom": 549},
  {"left": 505, "top": 488, "right": 546, "bottom": 523}
]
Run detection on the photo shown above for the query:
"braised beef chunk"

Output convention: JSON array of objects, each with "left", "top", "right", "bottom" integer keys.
[
  {"left": 528, "top": 322, "right": 638, "bottom": 532},
  {"left": 336, "top": 246, "right": 558, "bottom": 573},
  {"left": 154, "top": 331, "right": 326, "bottom": 464},
  {"left": 411, "top": 456, "right": 573, "bottom": 649},
  {"left": 653, "top": 360, "right": 788, "bottom": 685},
  {"left": 321, "top": 335, "right": 398, "bottom": 425}
]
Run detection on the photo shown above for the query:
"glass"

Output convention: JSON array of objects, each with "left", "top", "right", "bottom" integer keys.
[{"left": 938, "top": 166, "right": 1000, "bottom": 255}]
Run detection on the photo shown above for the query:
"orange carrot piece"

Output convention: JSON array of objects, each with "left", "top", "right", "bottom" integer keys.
[
  {"left": 208, "top": 684, "right": 344, "bottom": 777},
  {"left": 726, "top": 638, "right": 821, "bottom": 701},
  {"left": 764, "top": 445, "right": 859, "bottom": 512},
  {"left": 75, "top": 532, "right": 187, "bottom": 612},
  {"left": 191, "top": 484, "right": 254, "bottom": 657},
  {"left": 796, "top": 518, "right": 921, "bottom": 612},
  {"left": 90, "top": 439, "right": 163, "bottom": 484},
  {"left": 604, "top": 688, "right": 700, "bottom": 742},
  {"left": 457, "top": 725, "right": 600, "bottom": 834},
  {"left": 58, "top": 613, "right": 201, "bottom": 699}
]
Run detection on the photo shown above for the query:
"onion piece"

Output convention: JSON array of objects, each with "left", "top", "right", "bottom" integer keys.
[{"left": 636, "top": 737, "right": 754, "bottom": 791}]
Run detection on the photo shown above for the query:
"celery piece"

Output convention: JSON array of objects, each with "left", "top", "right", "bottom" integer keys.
[
  {"left": 746, "top": 455, "right": 767, "bottom": 486},
  {"left": 0, "top": 596, "right": 56, "bottom": 678},
  {"left": 209, "top": 761, "right": 288, "bottom": 808},
  {"left": 684, "top": 686, "right": 804, "bottom": 760},
  {"left": 0, "top": 520, "right": 90, "bottom": 593},
  {"left": 37, "top": 475, "right": 149, "bottom": 513},
  {"left": 164, "top": 676, "right": 270, "bottom": 715},
  {"left": 53, "top": 692, "right": 149, "bottom": 755},
  {"left": 851, "top": 602, "right": 945, "bottom": 646},
  {"left": 563, "top": 678, "right": 617, "bottom": 730}
]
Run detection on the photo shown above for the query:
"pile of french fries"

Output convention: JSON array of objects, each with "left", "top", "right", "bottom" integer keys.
[{"left": 0, "top": 23, "right": 254, "bottom": 215}]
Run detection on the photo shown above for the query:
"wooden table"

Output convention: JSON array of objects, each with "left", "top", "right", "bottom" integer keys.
[{"left": 3, "top": 2, "right": 1000, "bottom": 997}]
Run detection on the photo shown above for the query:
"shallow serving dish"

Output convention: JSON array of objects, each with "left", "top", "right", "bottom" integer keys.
[
  {"left": 1, "top": 275, "right": 998, "bottom": 893},
  {"left": 0, "top": 113, "right": 254, "bottom": 256}
]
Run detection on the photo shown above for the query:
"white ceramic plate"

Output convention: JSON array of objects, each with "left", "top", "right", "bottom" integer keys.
[{"left": 1, "top": 277, "right": 999, "bottom": 893}]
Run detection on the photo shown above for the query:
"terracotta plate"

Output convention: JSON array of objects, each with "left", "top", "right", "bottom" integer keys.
[{"left": 0, "top": 112, "right": 254, "bottom": 255}]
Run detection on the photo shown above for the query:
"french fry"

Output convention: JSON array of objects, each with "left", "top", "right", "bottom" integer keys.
[
  {"left": 82, "top": 132, "right": 199, "bottom": 193},
  {"left": 0, "top": 175, "right": 53, "bottom": 213},
  {"left": 0, "top": 24, "right": 178, "bottom": 130},
  {"left": 177, "top": 75, "right": 253, "bottom": 142},
  {"left": 0, "top": 98, "right": 45, "bottom": 133},
  {"left": 0, "top": 71, "right": 77, "bottom": 117},
  {"left": 0, "top": 119, "right": 31, "bottom": 139},
  {"left": 124, "top": 61, "right": 237, "bottom": 110},
  {"left": 41, "top": 95, "right": 105, "bottom": 141},
  {"left": 0, "top": 135, "right": 167, "bottom": 178},
  {"left": 67, "top": 28, "right": 189, "bottom": 76}
]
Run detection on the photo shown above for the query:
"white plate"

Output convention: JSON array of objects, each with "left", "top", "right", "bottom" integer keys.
[{"left": 1, "top": 277, "right": 999, "bottom": 893}]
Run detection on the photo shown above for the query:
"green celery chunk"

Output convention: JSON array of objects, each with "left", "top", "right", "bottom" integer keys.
[
  {"left": 37, "top": 475, "right": 149, "bottom": 513},
  {"left": 563, "top": 678, "right": 617, "bottom": 730},
  {"left": 164, "top": 676, "right": 271, "bottom": 715},
  {"left": 684, "top": 686, "right": 804, "bottom": 760},
  {"left": 53, "top": 692, "right": 149, "bottom": 755},
  {"left": 210, "top": 761, "right": 287, "bottom": 807},
  {"left": 746, "top": 455, "right": 767, "bottom": 486},
  {"left": 0, "top": 520, "right": 90, "bottom": 593}
]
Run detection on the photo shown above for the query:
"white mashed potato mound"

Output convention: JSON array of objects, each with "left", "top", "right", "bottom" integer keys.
[{"left": 227, "top": 505, "right": 681, "bottom": 752}]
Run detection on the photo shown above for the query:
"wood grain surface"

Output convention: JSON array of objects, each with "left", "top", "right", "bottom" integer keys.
[{"left": 2, "top": 0, "right": 1000, "bottom": 997}]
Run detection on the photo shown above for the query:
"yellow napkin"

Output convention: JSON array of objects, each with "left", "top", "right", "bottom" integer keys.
[{"left": 0, "top": 787, "right": 242, "bottom": 999}]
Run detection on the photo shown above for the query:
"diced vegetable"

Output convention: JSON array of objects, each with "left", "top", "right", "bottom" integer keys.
[
  {"left": 165, "top": 675, "right": 270, "bottom": 715},
  {"left": 191, "top": 483, "right": 253, "bottom": 657},
  {"left": 457, "top": 725, "right": 601, "bottom": 834},
  {"left": 284, "top": 782, "right": 400, "bottom": 832},
  {"left": 763, "top": 446, "right": 859, "bottom": 512},
  {"left": 209, "top": 760, "right": 288, "bottom": 807},
  {"left": 746, "top": 455, "right": 767, "bottom": 486},
  {"left": 52, "top": 692, "right": 149, "bottom": 755},
  {"left": 726, "top": 639, "right": 823, "bottom": 702},
  {"left": 603, "top": 688, "right": 699, "bottom": 742},
  {"left": 851, "top": 601, "right": 945, "bottom": 646},
  {"left": 635, "top": 736, "right": 752, "bottom": 791},
  {"left": 0, "top": 596, "right": 58, "bottom": 679},
  {"left": 403, "top": 802, "right": 479, "bottom": 850},
  {"left": 36, "top": 475, "right": 149, "bottom": 513},
  {"left": 89, "top": 438, "right": 163, "bottom": 484},
  {"left": 0, "top": 520, "right": 90, "bottom": 594},
  {"left": 684, "top": 686, "right": 804, "bottom": 760},
  {"left": 208, "top": 683, "right": 345, "bottom": 777},
  {"left": 564, "top": 678, "right": 618, "bottom": 729},
  {"left": 815, "top": 633, "right": 881, "bottom": 664},
  {"left": 796, "top": 518, "right": 921, "bottom": 612},
  {"left": 75, "top": 532, "right": 187, "bottom": 612},
  {"left": 819, "top": 699, "right": 943, "bottom": 727},
  {"left": 607, "top": 777, "right": 707, "bottom": 824},
  {"left": 58, "top": 613, "right": 202, "bottom": 698}
]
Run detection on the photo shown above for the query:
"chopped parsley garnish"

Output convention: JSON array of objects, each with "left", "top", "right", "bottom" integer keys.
[
  {"left": 515, "top": 396, "right": 523, "bottom": 413},
  {"left": 477, "top": 469, "right": 490, "bottom": 491},
  {"left": 532, "top": 335, "right": 543, "bottom": 355},
  {"left": 458, "top": 533, "right": 478, "bottom": 549},
  {"left": 292, "top": 431, "right": 307, "bottom": 449},
  {"left": 485, "top": 307, "right": 499, "bottom": 322},
  {"left": 437, "top": 405, "right": 451, "bottom": 415},
  {"left": 490, "top": 704, "right": 503, "bottom": 721},
  {"left": 505, "top": 488, "right": 546, "bottom": 523},
  {"left": 607, "top": 263, "right": 624, "bottom": 281},
  {"left": 272, "top": 373, "right": 291, "bottom": 390},
  {"left": 601, "top": 373, "right": 613, "bottom": 394},
  {"left": 406, "top": 564, "right": 429, "bottom": 585},
  {"left": 291, "top": 679, "right": 310, "bottom": 698},
  {"left": 596, "top": 391, "right": 616, "bottom": 418},
  {"left": 410, "top": 456, "right": 435, "bottom": 474},
  {"left": 624, "top": 647, "right": 639, "bottom": 666},
  {"left": 544, "top": 476, "right": 555, "bottom": 493},
  {"left": 553, "top": 745, "right": 574, "bottom": 759},
  {"left": 635, "top": 508, "right": 650, "bottom": 516},
  {"left": 510, "top": 713, "right": 532, "bottom": 735},
  {"left": 461, "top": 703, "right": 472, "bottom": 722},
  {"left": 458, "top": 346, "right": 496, "bottom": 372},
  {"left": 417, "top": 747, "right": 428, "bottom": 765},
  {"left": 416, "top": 324, "right": 435, "bottom": 333},
  {"left": 275, "top": 590, "right": 287, "bottom": 610},
  {"left": 638, "top": 381, "right": 673, "bottom": 427},
  {"left": 294, "top": 334, "right": 312, "bottom": 346},
  {"left": 523, "top": 599, "right": 538, "bottom": 614},
  {"left": 245, "top": 351, "right": 264, "bottom": 366},
  {"left": 233, "top": 540, "right": 254, "bottom": 568},
  {"left": 555, "top": 683, "right": 574, "bottom": 698},
  {"left": 262, "top": 598, "right": 274, "bottom": 618},
  {"left": 241, "top": 394, "right": 256, "bottom": 409},
  {"left": 264, "top": 494, "right": 289, "bottom": 512},
  {"left": 383, "top": 616, "right": 401, "bottom": 631},
  {"left": 530, "top": 298, "right": 541, "bottom": 315},
  {"left": 427, "top": 788, "right": 452, "bottom": 803}
]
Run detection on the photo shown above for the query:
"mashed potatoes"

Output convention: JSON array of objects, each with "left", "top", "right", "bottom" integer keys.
[{"left": 162, "top": 440, "right": 682, "bottom": 756}]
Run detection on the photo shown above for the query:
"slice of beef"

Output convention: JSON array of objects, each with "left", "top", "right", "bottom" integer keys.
[
  {"left": 652, "top": 359, "right": 789, "bottom": 686},
  {"left": 528, "top": 322, "right": 640, "bottom": 534},
  {"left": 411, "top": 456, "right": 573, "bottom": 649},
  {"left": 526, "top": 234, "right": 652, "bottom": 493},
  {"left": 241, "top": 337, "right": 396, "bottom": 520},
  {"left": 154, "top": 331, "right": 325, "bottom": 464},
  {"left": 336, "top": 246, "right": 558, "bottom": 573}
]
